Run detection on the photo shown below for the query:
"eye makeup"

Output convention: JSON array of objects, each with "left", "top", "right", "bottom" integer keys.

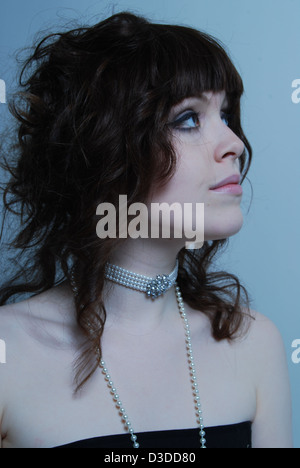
[
  {"left": 168, "top": 110, "right": 201, "bottom": 132},
  {"left": 168, "top": 109, "right": 231, "bottom": 133}
]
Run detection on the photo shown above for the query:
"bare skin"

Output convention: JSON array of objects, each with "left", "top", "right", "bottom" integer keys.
[{"left": 0, "top": 281, "right": 292, "bottom": 448}]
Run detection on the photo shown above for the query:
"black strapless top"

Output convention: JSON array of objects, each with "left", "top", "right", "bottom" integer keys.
[{"left": 55, "top": 421, "right": 251, "bottom": 449}]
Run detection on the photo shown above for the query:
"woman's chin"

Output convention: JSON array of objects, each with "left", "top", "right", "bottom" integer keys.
[{"left": 204, "top": 212, "right": 244, "bottom": 241}]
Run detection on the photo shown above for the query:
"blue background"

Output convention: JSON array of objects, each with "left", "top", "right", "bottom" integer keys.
[{"left": 0, "top": 0, "right": 299, "bottom": 447}]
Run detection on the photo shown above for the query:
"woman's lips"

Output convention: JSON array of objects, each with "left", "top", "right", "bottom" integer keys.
[
  {"left": 211, "top": 183, "right": 243, "bottom": 195},
  {"left": 209, "top": 174, "right": 243, "bottom": 195}
]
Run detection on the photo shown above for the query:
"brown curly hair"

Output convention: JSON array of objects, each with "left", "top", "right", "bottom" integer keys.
[{"left": 0, "top": 12, "right": 252, "bottom": 391}]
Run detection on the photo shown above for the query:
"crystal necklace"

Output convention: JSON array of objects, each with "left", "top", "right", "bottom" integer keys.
[{"left": 70, "top": 263, "right": 206, "bottom": 449}]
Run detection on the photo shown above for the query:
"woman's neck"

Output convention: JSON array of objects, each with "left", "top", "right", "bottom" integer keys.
[{"left": 102, "top": 237, "right": 183, "bottom": 334}]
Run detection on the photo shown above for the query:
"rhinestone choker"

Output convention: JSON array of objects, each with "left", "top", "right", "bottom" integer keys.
[{"left": 104, "top": 260, "right": 179, "bottom": 299}]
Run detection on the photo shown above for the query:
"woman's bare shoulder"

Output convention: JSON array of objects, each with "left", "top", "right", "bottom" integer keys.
[
  {"left": 242, "top": 309, "right": 285, "bottom": 350},
  {"left": 0, "top": 283, "right": 78, "bottom": 358},
  {"left": 0, "top": 282, "right": 75, "bottom": 325},
  {"left": 237, "top": 308, "right": 288, "bottom": 381},
  {"left": 243, "top": 310, "right": 292, "bottom": 447},
  {"left": 0, "top": 283, "right": 80, "bottom": 447}
]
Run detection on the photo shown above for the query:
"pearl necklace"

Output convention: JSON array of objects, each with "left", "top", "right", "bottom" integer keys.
[
  {"left": 70, "top": 266, "right": 206, "bottom": 449},
  {"left": 104, "top": 260, "right": 179, "bottom": 299}
]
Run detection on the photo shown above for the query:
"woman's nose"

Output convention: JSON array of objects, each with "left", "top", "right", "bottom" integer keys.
[{"left": 214, "top": 126, "right": 245, "bottom": 163}]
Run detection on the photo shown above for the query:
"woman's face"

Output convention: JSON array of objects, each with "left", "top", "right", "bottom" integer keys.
[{"left": 149, "top": 91, "right": 245, "bottom": 248}]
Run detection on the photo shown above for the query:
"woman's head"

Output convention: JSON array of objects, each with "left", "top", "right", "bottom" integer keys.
[
  {"left": 0, "top": 12, "right": 252, "bottom": 389},
  {"left": 9, "top": 11, "right": 250, "bottom": 237}
]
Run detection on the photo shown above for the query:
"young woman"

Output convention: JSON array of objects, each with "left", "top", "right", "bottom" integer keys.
[{"left": 0, "top": 12, "right": 292, "bottom": 448}]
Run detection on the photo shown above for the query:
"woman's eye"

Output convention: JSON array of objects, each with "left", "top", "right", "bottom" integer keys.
[
  {"left": 168, "top": 110, "right": 231, "bottom": 132},
  {"left": 221, "top": 112, "right": 230, "bottom": 126},
  {"left": 169, "top": 111, "right": 200, "bottom": 131}
]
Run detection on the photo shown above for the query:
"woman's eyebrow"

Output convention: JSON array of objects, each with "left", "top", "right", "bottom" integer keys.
[
  {"left": 170, "top": 92, "right": 229, "bottom": 120},
  {"left": 169, "top": 97, "right": 205, "bottom": 119},
  {"left": 169, "top": 92, "right": 229, "bottom": 120}
]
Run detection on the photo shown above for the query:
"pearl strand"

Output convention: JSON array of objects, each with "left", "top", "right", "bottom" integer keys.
[
  {"left": 99, "top": 283, "right": 206, "bottom": 449},
  {"left": 175, "top": 284, "right": 206, "bottom": 449},
  {"left": 100, "top": 360, "right": 140, "bottom": 448}
]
